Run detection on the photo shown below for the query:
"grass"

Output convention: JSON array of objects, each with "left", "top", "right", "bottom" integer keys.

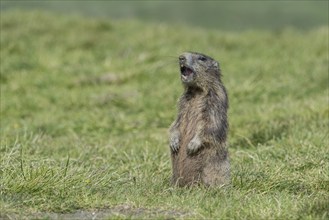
[
  {"left": 1, "top": 1, "right": 328, "bottom": 30},
  {"left": 0, "top": 10, "right": 328, "bottom": 219}
]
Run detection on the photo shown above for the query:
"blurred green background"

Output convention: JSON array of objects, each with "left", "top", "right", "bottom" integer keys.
[{"left": 1, "top": 1, "right": 328, "bottom": 31}]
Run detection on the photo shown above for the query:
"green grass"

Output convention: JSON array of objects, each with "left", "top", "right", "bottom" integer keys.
[
  {"left": 1, "top": 11, "right": 328, "bottom": 219},
  {"left": 1, "top": 1, "right": 328, "bottom": 30}
]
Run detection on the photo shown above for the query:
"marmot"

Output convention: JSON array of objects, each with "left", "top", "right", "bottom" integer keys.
[{"left": 169, "top": 52, "right": 230, "bottom": 187}]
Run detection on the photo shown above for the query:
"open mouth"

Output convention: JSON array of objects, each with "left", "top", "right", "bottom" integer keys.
[{"left": 180, "top": 65, "right": 194, "bottom": 82}]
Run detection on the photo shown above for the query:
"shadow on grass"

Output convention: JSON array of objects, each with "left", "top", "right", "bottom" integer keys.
[
  {"left": 299, "top": 198, "right": 329, "bottom": 219},
  {"left": 233, "top": 169, "right": 316, "bottom": 196}
]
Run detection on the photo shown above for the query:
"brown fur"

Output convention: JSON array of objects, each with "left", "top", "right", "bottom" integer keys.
[{"left": 169, "top": 52, "right": 230, "bottom": 187}]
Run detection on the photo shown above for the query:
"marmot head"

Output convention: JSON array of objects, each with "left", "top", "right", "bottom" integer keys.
[{"left": 178, "top": 52, "right": 221, "bottom": 89}]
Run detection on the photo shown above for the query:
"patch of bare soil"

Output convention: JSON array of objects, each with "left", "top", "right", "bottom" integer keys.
[{"left": 1, "top": 204, "right": 194, "bottom": 219}]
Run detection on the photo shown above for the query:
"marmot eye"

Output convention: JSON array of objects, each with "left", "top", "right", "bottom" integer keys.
[{"left": 198, "top": 56, "right": 207, "bottom": 62}]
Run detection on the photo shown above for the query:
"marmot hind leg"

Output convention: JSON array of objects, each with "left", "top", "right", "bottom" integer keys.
[{"left": 202, "top": 150, "right": 230, "bottom": 186}]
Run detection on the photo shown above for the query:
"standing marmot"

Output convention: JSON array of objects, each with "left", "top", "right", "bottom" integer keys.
[{"left": 169, "top": 52, "right": 230, "bottom": 187}]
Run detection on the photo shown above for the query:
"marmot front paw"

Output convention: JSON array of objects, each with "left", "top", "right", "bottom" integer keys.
[
  {"left": 187, "top": 136, "right": 202, "bottom": 155},
  {"left": 169, "top": 131, "right": 180, "bottom": 152}
]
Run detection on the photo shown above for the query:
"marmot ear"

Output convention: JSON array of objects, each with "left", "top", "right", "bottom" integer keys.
[{"left": 213, "top": 61, "right": 219, "bottom": 68}]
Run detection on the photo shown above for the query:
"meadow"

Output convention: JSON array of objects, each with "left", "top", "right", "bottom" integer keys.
[{"left": 0, "top": 11, "right": 328, "bottom": 219}]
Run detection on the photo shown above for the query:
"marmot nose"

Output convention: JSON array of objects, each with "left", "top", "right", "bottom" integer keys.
[{"left": 179, "top": 55, "right": 186, "bottom": 62}]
